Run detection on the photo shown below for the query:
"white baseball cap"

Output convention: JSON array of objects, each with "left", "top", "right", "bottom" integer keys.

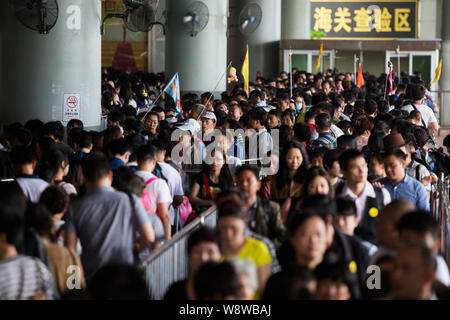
[
  {"left": 201, "top": 111, "right": 217, "bottom": 122},
  {"left": 256, "top": 104, "right": 275, "bottom": 113}
]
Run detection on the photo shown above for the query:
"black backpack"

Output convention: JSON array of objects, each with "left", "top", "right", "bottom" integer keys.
[{"left": 415, "top": 148, "right": 450, "bottom": 176}]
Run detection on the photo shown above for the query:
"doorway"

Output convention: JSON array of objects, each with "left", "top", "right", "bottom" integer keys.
[{"left": 386, "top": 50, "right": 439, "bottom": 91}]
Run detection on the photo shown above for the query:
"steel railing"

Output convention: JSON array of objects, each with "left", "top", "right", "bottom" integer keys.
[
  {"left": 430, "top": 175, "right": 450, "bottom": 264},
  {"left": 139, "top": 206, "right": 217, "bottom": 300},
  {"left": 139, "top": 176, "right": 450, "bottom": 299}
]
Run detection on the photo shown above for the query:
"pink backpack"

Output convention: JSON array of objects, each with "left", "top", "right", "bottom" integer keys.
[
  {"left": 178, "top": 196, "right": 193, "bottom": 223},
  {"left": 141, "top": 177, "right": 160, "bottom": 215}
]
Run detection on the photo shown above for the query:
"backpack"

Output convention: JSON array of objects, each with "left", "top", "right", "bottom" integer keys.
[
  {"left": 152, "top": 163, "right": 168, "bottom": 184},
  {"left": 415, "top": 148, "right": 449, "bottom": 176},
  {"left": 411, "top": 104, "right": 436, "bottom": 149},
  {"left": 178, "top": 196, "right": 193, "bottom": 224},
  {"left": 141, "top": 177, "right": 160, "bottom": 215}
]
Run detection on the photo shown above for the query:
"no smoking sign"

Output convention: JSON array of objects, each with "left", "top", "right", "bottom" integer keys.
[
  {"left": 66, "top": 95, "right": 79, "bottom": 108},
  {"left": 63, "top": 93, "right": 81, "bottom": 122}
]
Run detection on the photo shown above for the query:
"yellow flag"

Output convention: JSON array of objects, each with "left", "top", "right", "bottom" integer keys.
[
  {"left": 241, "top": 45, "right": 249, "bottom": 92},
  {"left": 432, "top": 59, "right": 442, "bottom": 84},
  {"left": 315, "top": 40, "right": 323, "bottom": 73}
]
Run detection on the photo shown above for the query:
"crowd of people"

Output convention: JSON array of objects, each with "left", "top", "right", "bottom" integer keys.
[{"left": 0, "top": 66, "right": 450, "bottom": 300}]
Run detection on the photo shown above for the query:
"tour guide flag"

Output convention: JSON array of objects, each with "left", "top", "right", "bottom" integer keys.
[
  {"left": 388, "top": 61, "right": 393, "bottom": 94},
  {"left": 432, "top": 59, "right": 443, "bottom": 84},
  {"left": 241, "top": 45, "right": 249, "bottom": 92},
  {"left": 315, "top": 40, "right": 323, "bottom": 73},
  {"left": 357, "top": 63, "right": 364, "bottom": 88},
  {"left": 164, "top": 73, "right": 181, "bottom": 114}
]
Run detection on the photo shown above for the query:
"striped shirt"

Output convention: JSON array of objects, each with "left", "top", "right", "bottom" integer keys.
[
  {"left": 0, "top": 255, "right": 56, "bottom": 300},
  {"left": 310, "top": 131, "right": 337, "bottom": 150}
]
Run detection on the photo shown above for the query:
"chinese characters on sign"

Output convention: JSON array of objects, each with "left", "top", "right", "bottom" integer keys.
[
  {"left": 311, "top": 0, "right": 417, "bottom": 39},
  {"left": 63, "top": 93, "right": 81, "bottom": 123}
]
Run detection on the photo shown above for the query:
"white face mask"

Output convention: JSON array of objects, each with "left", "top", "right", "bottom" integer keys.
[{"left": 295, "top": 103, "right": 303, "bottom": 113}]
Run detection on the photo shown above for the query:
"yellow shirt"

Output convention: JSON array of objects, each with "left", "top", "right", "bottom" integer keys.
[
  {"left": 296, "top": 113, "right": 306, "bottom": 123},
  {"left": 224, "top": 237, "right": 272, "bottom": 300},
  {"left": 225, "top": 237, "right": 272, "bottom": 267}
]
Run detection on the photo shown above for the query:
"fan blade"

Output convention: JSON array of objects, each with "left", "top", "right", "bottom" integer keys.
[
  {"left": 241, "top": 19, "right": 249, "bottom": 30},
  {"left": 183, "top": 15, "right": 193, "bottom": 24}
]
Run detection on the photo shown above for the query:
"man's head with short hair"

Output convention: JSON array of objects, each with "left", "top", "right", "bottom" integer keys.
[
  {"left": 376, "top": 199, "right": 416, "bottom": 250},
  {"left": 81, "top": 152, "right": 110, "bottom": 183},
  {"left": 10, "top": 146, "right": 36, "bottom": 176},
  {"left": 337, "top": 135, "right": 357, "bottom": 150},
  {"left": 43, "top": 121, "right": 65, "bottom": 143},
  {"left": 267, "top": 109, "right": 281, "bottom": 129},
  {"left": 67, "top": 119, "right": 84, "bottom": 132},
  {"left": 235, "top": 165, "right": 261, "bottom": 200},
  {"left": 391, "top": 243, "right": 436, "bottom": 300},
  {"left": 364, "top": 99, "right": 377, "bottom": 116},
  {"left": 338, "top": 149, "right": 367, "bottom": 184},
  {"left": 248, "top": 108, "right": 267, "bottom": 130},
  {"left": 107, "top": 112, "right": 126, "bottom": 128},
  {"left": 73, "top": 131, "right": 93, "bottom": 152},
  {"left": 315, "top": 113, "right": 332, "bottom": 133},
  {"left": 397, "top": 210, "right": 440, "bottom": 252},
  {"left": 382, "top": 148, "right": 407, "bottom": 183},
  {"left": 10, "top": 127, "right": 33, "bottom": 147},
  {"left": 107, "top": 139, "right": 132, "bottom": 164},
  {"left": 136, "top": 144, "right": 158, "bottom": 173},
  {"left": 410, "top": 84, "right": 426, "bottom": 102},
  {"left": 123, "top": 118, "right": 142, "bottom": 136}
]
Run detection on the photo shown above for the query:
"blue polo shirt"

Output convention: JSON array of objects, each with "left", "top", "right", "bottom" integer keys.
[
  {"left": 109, "top": 157, "right": 126, "bottom": 170},
  {"left": 380, "top": 174, "right": 430, "bottom": 211}
]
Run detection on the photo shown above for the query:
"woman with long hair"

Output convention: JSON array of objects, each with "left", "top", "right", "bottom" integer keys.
[
  {"left": 189, "top": 149, "right": 234, "bottom": 212},
  {"left": 269, "top": 141, "right": 310, "bottom": 224}
]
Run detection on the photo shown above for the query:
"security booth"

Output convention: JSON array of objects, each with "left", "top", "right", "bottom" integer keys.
[{"left": 280, "top": 0, "right": 441, "bottom": 92}]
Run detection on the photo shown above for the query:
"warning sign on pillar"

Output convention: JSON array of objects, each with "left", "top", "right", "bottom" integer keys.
[{"left": 63, "top": 93, "right": 81, "bottom": 122}]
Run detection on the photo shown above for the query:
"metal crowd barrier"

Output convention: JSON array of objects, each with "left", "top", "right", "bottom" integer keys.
[
  {"left": 139, "top": 206, "right": 217, "bottom": 300},
  {"left": 430, "top": 174, "right": 450, "bottom": 264}
]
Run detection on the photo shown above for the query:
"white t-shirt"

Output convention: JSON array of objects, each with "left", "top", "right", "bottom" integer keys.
[
  {"left": 135, "top": 170, "right": 172, "bottom": 218},
  {"left": 158, "top": 162, "right": 184, "bottom": 225},
  {"left": 401, "top": 103, "right": 438, "bottom": 127},
  {"left": 16, "top": 176, "right": 50, "bottom": 203}
]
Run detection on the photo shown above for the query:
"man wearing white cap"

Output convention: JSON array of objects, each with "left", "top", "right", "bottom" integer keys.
[
  {"left": 174, "top": 121, "right": 205, "bottom": 167},
  {"left": 255, "top": 102, "right": 275, "bottom": 114},
  {"left": 201, "top": 111, "right": 217, "bottom": 146}
]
